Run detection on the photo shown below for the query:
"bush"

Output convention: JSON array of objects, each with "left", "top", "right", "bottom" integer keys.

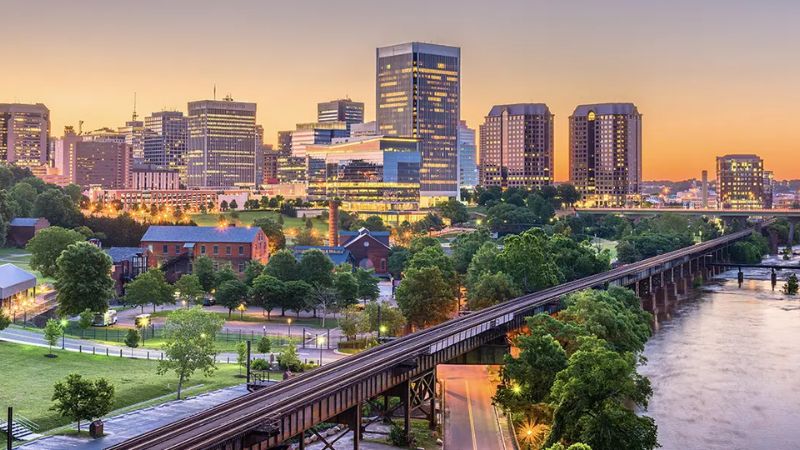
[
  {"left": 277, "top": 346, "right": 303, "bottom": 372},
  {"left": 337, "top": 339, "right": 371, "bottom": 350},
  {"left": 124, "top": 329, "right": 140, "bottom": 348},
  {"left": 257, "top": 335, "right": 271, "bottom": 354},
  {"left": 251, "top": 358, "right": 269, "bottom": 371},
  {"left": 388, "top": 423, "right": 415, "bottom": 447}
]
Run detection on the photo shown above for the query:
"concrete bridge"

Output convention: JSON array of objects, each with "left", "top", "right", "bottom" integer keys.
[{"left": 108, "top": 226, "right": 761, "bottom": 450}]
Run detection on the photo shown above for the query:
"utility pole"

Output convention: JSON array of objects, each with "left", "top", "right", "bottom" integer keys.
[{"left": 7, "top": 407, "right": 12, "bottom": 450}]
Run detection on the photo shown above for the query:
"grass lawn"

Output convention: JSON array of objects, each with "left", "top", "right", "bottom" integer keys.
[
  {"left": 189, "top": 210, "right": 328, "bottom": 235},
  {"left": 590, "top": 237, "right": 618, "bottom": 261},
  {"left": 0, "top": 247, "right": 53, "bottom": 284},
  {"left": 148, "top": 310, "right": 341, "bottom": 329},
  {"left": 0, "top": 341, "right": 246, "bottom": 432}
]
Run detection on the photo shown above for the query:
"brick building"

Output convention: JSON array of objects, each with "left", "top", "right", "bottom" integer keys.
[
  {"left": 7, "top": 217, "right": 49, "bottom": 248},
  {"left": 141, "top": 225, "right": 269, "bottom": 281},
  {"left": 339, "top": 228, "right": 390, "bottom": 276}
]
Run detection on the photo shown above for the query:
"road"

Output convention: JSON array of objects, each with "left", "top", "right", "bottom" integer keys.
[{"left": 439, "top": 365, "right": 510, "bottom": 450}]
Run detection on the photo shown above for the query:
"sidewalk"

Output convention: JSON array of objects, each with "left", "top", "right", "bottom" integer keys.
[{"left": 17, "top": 385, "right": 251, "bottom": 450}]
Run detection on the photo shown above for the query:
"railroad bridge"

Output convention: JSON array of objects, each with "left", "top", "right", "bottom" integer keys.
[{"left": 109, "top": 226, "right": 762, "bottom": 450}]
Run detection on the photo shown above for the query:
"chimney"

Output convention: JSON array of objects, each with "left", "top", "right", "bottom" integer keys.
[
  {"left": 328, "top": 200, "right": 339, "bottom": 246},
  {"left": 701, "top": 170, "right": 708, "bottom": 208}
]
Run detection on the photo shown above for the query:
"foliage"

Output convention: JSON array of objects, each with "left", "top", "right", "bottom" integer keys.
[
  {"left": 276, "top": 344, "right": 303, "bottom": 372},
  {"left": 243, "top": 260, "right": 265, "bottom": 286},
  {"left": 547, "top": 235, "right": 611, "bottom": 283},
  {"left": 363, "top": 301, "right": 406, "bottom": 336},
  {"left": 354, "top": 268, "right": 380, "bottom": 304},
  {"left": 388, "top": 423, "right": 415, "bottom": 447},
  {"left": 50, "top": 373, "right": 115, "bottom": 432},
  {"left": 0, "top": 311, "right": 10, "bottom": 331},
  {"left": 257, "top": 335, "right": 271, "bottom": 354},
  {"left": 214, "top": 264, "right": 238, "bottom": 288},
  {"left": 236, "top": 341, "right": 247, "bottom": 375},
  {"left": 451, "top": 228, "right": 491, "bottom": 274},
  {"left": 338, "top": 306, "right": 362, "bottom": 340},
  {"left": 9, "top": 181, "right": 38, "bottom": 217},
  {"left": 437, "top": 198, "right": 469, "bottom": 224},
  {"left": 27, "top": 226, "right": 85, "bottom": 277},
  {"left": 498, "top": 229, "right": 561, "bottom": 293},
  {"left": 495, "top": 332, "right": 567, "bottom": 412},
  {"left": 82, "top": 214, "right": 152, "bottom": 247},
  {"left": 333, "top": 271, "right": 359, "bottom": 310},
  {"left": 783, "top": 273, "right": 799, "bottom": 295},
  {"left": 251, "top": 358, "right": 269, "bottom": 371},
  {"left": 466, "top": 241, "right": 502, "bottom": 289},
  {"left": 406, "top": 245, "right": 457, "bottom": 287},
  {"left": 728, "top": 234, "right": 769, "bottom": 264},
  {"left": 467, "top": 271, "right": 521, "bottom": 310},
  {"left": 55, "top": 242, "right": 114, "bottom": 316},
  {"left": 193, "top": 256, "right": 216, "bottom": 293},
  {"left": 33, "top": 188, "right": 81, "bottom": 228},
  {"left": 298, "top": 249, "right": 334, "bottom": 287},
  {"left": 124, "top": 268, "right": 174, "bottom": 313},
  {"left": 78, "top": 310, "right": 95, "bottom": 330},
  {"left": 617, "top": 232, "right": 693, "bottom": 264},
  {"left": 43, "top": 318, "right": 63, "bottom": 355},
  {"left": 412, "top": 212, "right": 446, "bottom": 233},
  {"left": 408, "top": 236, "right": 440, "bottom": 255},
  {"left": 250, "top": 273, "right": 286, "bottom": 317},
  {"left": 157, "top": 307, "right": 225, "bottom": 399},
  {"left": 396, "top": 267, "right": 454, "bottom": 329},
  {"left": 253, "top": 217, "right": 286, "bottom": 252},
  {"left": 294, "top": 228, "right": 323, "bottom": 246},
  {"left": 263, "top": 249, "right": 299, "bottom": 281},
  {"left": 174, "top": 274, "right": 204, "bottom": 305},
  {"left": 215, "top": 279, "right": 249, "bottom": 317},
  {"left": 307, "top": 285, "right": 338, "bottom": 327},
  {"left": 387, "top": 247, "right": 410, "bottom": 278},
  {"left": 283, "top": 280, "right": 312, "bottom": 315},
  {"left": 124, "top": 328, "right": 140, "bottom": 348}
]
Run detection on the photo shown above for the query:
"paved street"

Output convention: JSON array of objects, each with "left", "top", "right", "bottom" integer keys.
[
  {"left": 17, "top": 385, "right": 251, "bottom": 450},
  {"left": 438, "top": 365, "right": 510, "bottom": 450}
]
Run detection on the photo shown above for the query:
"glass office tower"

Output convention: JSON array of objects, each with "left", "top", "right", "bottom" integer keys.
[
  {"left": 144, "top": 111, "right": 188, "bottom": 180},
  {"left": 376, "top": 42, "right": 460, "bottom": 205},
  {"left": 186, "top": 98, "right": 257, "bottom": 188},
  {"left": 0, "top": 103, "right": 50, "bottom": 167}
]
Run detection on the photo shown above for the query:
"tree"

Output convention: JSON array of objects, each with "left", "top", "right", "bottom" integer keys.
[
  {"left": 545, "top": 337, "right": 657, "bottom": 450},
  {"left": 360, "top": 215, "right": 388, "bottom": 232},
  {"left": 220, "top": 200, "right": 229, "bottom": 211},
  {"left": 193, "top": 256, "right": 216, "bottom": 292},
  {"left": 9, "top": 181, "right": 37, "bottom": 217},
  {"left": 295, "top": 228, "right": 323, "bottom": 246},
  {"left": 307, "top": 285, "right": 338, "bottom": 326},
  {"left": 124, "top": 268, "right": 174, "bottom": 313},
  {"left": 333, "top": 271, "right": 359, "bottom": 311},
  {"left": 0, "top": 310, "right": 10, "bottom": 331},
  {"left": 467, "top": 272, "right": 520, "bottom": 310},
  {"left": 298, "top": 249, "right": 334, "bottom": 287},
  {"left": 236, "top": 342, "right": 247, "bottom": 376},
  {"left": 51, "top": 374, "right": 115, "bottom": 432},
  {"left": 363, "top": 301, "right": 406, "bottom": 337},
  {"left": 396, "top": 267, "right": 454, "bottom": 329},
  {"left": 243, "top": 261, "right": 265, "bottom": 286},
  {"left": 43, "top": 318, "right": 63, "bottom": 357},
  {"left": 157, "top": 307, "right": 224, "bottom": 399},
  {"left": 406, "top": 246, "right": 456, "bottom": 287},
  {"left": 214, "top": 264, "right": 238, "bottom": 288},
  {"left": 125, "top": 328, "right": 140, "bottom": 348},
  {"left": 498, "top": 229, "right": 561, "bottom": 293},
  {"left": 257, "top": 335, "right": 271, "bottom": 355},
  {"left": 55, "top": 242, "right": 114, "bottom": 316},
  {"left": 253, "top": 217, "right": 286, "bottom": 252},
  {"left": 229, "top": 199, "right": 238, "bottom": 210},
  {"left": 277, "top": 344, "right": 303, "bottom": 372},
  {"left": 33, "top": 189, "right": 81, "bottom": 228},
  {"left": 783, "top": 273, "right": 799, "bottom": 295},
  {"left": 250, "top": 273, "right": 286, "bottom": 318},
  {"left": 387, "top": 247, "right": 410, "bottom": 278},
  {"left": 215, "top": 279, "right": 249, "bottom": 318},
  {"left": 78, "top": 309, "right": 94, "bottom": 331},
  {"left": 64, "top": 184, "right": 83, "bottom": 204},
  {"left": 547, "top": 235, "right": 610, "bottom": 283},
  {"left": 175, "top": 274, "right": 204, "bottom": 305},
  {"left": 451, "top": 229, "right": 491, "bottom": 274},
  {"left": 338, "top": 306, "right": 362, "bottom": 341},
  {"left": 283, "top": 280, "right": 312, "bottom": 316},
  {"left": 263, "top": 249, "right": 299, "bottom": 281},
  {"left": 355, "top": 268, "right": 380, "bottom": 305},
  {"left": 466, "top": 241, "right": 501, "bottom": 289},
  {"left": 437, "top": 199, "right": 469, "bottom": 225},
  {"left": 557, "top": 184, "right": 581, "bottom": 207},
  {"left": 26, "top": 226, "right": 85, "bottom": 278}
]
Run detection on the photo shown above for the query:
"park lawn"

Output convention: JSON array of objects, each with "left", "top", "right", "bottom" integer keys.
[
  {"left": 148, "top": 310, "right": 341, "bottom": 329},
  {"left": 0, "top": 247, "right": 53, "bottom": 284},
  {"left": 189, "top": 210, "right": 328, "bottom": 234},
  {"left": 590, "top": 237, "right": 619, "bottom": 261},
  {"left": 0, "top": 341, "right": 244, "bottom": 432}
]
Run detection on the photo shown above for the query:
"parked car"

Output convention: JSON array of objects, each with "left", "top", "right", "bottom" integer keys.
[{"left": 92, "top": 310, "right": 118, "bottom": 327}]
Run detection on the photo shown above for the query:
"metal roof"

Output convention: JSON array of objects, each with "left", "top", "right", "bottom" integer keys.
[
  {"left": 487, "top": 103, "right": 551, "bottom": 117},
  {"left": 0, "top": 264, "right": 36, "bottom": 300},
  {"left": 293, "top": 246, "right": 355, "bottom": 266},
  {"left": 105, "top": 247, "right": 144, "bottom": 264},
  {"left": 141, "top": 226, "right": 261, "bottom": 244},
  {"left": 9, "top": 218, "right": 42, "bottom": 227}
]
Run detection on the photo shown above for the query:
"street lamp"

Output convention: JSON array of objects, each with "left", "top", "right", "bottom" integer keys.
[
  {"left": 316, "top": 334, "right": 325, "bottom": 366},
  {"left": 287, "top": 318, "right": 292, "bottom": 341},
  {"left": 237, "top": 303, "right": 246, "bottom": 320},
  {"left": 60, "top": 319, "right": 68, "bottom": 350}
]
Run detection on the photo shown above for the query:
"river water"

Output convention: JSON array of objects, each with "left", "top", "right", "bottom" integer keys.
[{"left": 639, "top": 255, "right": 800, "bottom": 450}]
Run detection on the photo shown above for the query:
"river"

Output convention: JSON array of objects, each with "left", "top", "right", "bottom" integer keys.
[{"left": 639, "top": 255, "right": 800, "bottom": 450}]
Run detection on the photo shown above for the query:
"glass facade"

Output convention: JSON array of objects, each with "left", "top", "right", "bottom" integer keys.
[
  {"left": 144, "top": 111, "right": 188, "bottom": 183},
  {"left": 317, "top": 99, "right": 364, "bottom": 127},
  {"left": 186, "top": 99, "right": 258, "bottom": 188},
  {"left": 0, "top": 103, "right": 50, "bottom": 167},
  {"left": 716, "top": 154, "right": 767, "bottom": 209},
  {"left": 458, "top": 120, "right": 478, "bottom": 189},
  {"left": 306, "top": 137, "right": 421, "bottom": 212},
  {"left": 376, "top": 43, "right": 460, "bottom": 199}
]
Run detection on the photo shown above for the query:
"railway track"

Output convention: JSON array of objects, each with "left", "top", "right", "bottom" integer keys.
[{"left": 110, "top": 226, "right": 754, "bottom": 450}]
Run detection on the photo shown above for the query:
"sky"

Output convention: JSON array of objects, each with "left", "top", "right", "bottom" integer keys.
[{"left": 3, "top": 0, "right": 799, "bottom": 181}]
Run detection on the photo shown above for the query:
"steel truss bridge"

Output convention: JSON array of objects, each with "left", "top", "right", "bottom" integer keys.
[{"left": 110, "top": 226, "right": 761, "bottom": 450}]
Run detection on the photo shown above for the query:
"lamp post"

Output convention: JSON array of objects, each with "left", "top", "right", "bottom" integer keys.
[
  {"left": 287, "top": 318, "right": 292, "bottom": 342},
  {"left": 60, "top": 319, "right": 68, "bottom": 350},
  {"left": 237, "top": 303, "right": 246, "bottom": 320},
  {"left": 316, "top": 334, "right": 325, "bottom": 366}
]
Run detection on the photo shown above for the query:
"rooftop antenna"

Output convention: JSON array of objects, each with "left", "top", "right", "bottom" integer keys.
[
  {"left": 78, "top": 120, "right": 84, "bottom": 135},
  {"left": 213, "top": 84, "right": 216, "bottom": 100},
  {"left": 132, "top": 92, "right": 138, "bottom": 121}
]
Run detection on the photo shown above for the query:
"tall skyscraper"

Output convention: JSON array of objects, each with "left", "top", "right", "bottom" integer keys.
[
  {"left": 457, "top": 120, "right": 478, "bottom": 190},
  {"left": 144, "top": 111, "right": 188, "bottom": 179},
  {"left": 317, "top": 99, "right": 364, "bottom": 127},
  {"left": 716, "top": 154, "right": 767, "bottom": 209},
  {"left": 569, "top": 103, "right": 642, "bottom": 207},
  {"left": 118, "top": 120, "right": 147, "bottom": 164},
  {"left": 376, "top": 42, "right": 460, "bottom": 205},
  {"left": 54, "top": 126, "right": 80, "bottom": 182},
  {"left": 0, "top": 103, "right": 50, "bottom": 167},
  {"left": 74, "top": 141, "right": 132, "bottom": 189},
  {"left": 186, "top": 98, "right": 258, "bottom": 188},
  {"left": 478, "top": 104, "right": 553, "bottom": 189}
]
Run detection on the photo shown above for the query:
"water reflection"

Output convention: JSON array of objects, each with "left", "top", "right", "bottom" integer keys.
[{"left": 639, "top": 262, "right": 800, "bottom": 450}]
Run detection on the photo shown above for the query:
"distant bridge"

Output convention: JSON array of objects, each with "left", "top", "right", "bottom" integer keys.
[
  {"left": 109, "top": 226, "right": 762, "bottom": 450},
  {"left": 575, "top": 207, "right": 800, "bottom": 219}
]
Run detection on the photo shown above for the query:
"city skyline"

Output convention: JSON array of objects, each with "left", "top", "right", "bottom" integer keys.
[{"left": 4, "top": 1, "right": 799, "bottom": 181}]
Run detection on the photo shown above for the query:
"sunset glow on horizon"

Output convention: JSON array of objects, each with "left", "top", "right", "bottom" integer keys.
[{"left": 4, "top": 0, "right": 799, "bottom": 180}]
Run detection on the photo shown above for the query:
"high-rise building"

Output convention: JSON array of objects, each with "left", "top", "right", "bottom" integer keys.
[
  {"left": 716, "top": 154, "right": 767, "bottom": 209},
  {"left": 130, "top": 164, "right": 181, "bottom": 190},
  {"left": 118, "top": 120, "right": 148, "bottom": 164},
  {"left": 457, "top": 120, "right": 478, "bottom": 190},
  {"left": 351, "top": 121, "right": 378, "bottom": 138},
  {"left": 186, "top": 98, "right": 258, "bottom": 188},
  {"left": 277, "top": 130, "right": 293, "bottom": 155},
  {"left": 569, "top": 103, "right": 642, "bottom": 207},
  {"left": 75, "top": 141, "right": 132, "bottom": 189},
  {"left": 0, "top": 103, "right": 50, "bottom": 167},
  {"left": 376, "top": 42, "right": 460, "bottom": 205},
  {"left": 54, "top": 126, "right": 81, "bottom": 182},
  {"left": 290, "top": 122, "right": 349, "bottom": 157},
  {"left": 478, "top": 104, "right": 553, "bottom": 189},
  {"left": 82, "top": 127, "right": 126, "bottom": 143},
  {"left": 144, "top": 111, "right": 188, "bottom": 178},
  {"left": 763, "top": 170, "right": 774, "bottom": 209},
  {"left": 317, "top": 99, "right": 364, "bottom": 127}
]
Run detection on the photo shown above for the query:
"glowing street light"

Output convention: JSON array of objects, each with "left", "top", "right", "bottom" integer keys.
[
  {"left": 316, "top": 334, "right": 325, "bottom": 366},
  {"left": 237, "top": 303, "right": 247, "bottom": 320},
  {"left": 60, "top": 318, "right": 68, "bottom": 350},
  {"left": 287, "top": 318, "right": 293, "bottom": 340}
]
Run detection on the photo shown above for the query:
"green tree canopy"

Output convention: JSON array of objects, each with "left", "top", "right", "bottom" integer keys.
[
  {"left": 9, "top": 181, "right": 37, "bottom": 217},
  {"left": 437, "top": 198, "right": 469, "bottom": 224},
  {"left": 298, "top": 249, "right": 334, "bottom": 287},
  {"left": 33, "top": 189, "right": 81, "bottom": 228},
  {"left": 264, "top": 249, "right": 299, "bottom": 281},
  {"left": 253, "top": 217, "right": 286, "bottom": 253},
  {"left": 192, "top": 256, "right": 216, "bottom": 293},
  {"left": 355, "top": 268, "right": 380, "bottom": 304},
  {"left": 498, "top": 229, "right": 561, "bottom": 293},
  {"left": 467, "top": 271, "right": 521, "bottom": 310},
  {"left": 243, "top": 260, "right": 264, "bottom": 286},
  {"left": 283, "top": 280, "right": 312, "bottom": 316},
  {"left": 451, "top": 228, "right": 491, "bottom": 274},
  {"left": 333, "top": 271, "right": 359, "bottom": 310},
  {"left": 27, "top": 226, "right": 85, "bottom": 278},
  {"left": 175, "top": 274, "right": 204, "bottom": 305},
  {"left": 55, "top": 242, "right": 114, "bottom": 316},
  {"left": 50, "top": 374, "right": 115, "bottom": 432},
  {"left": 215, "top": 279, "right": 248, "bottom": 317},
  {"left": 250, "top": 273, "right": 286, "bottom": 318},
  {"left": 466, "top": 241, "right": 502, "bottom": 289},
  {"left": 124, "top": 268, "right": 174, "bottom": 313},
  {"left": 396, "top": 266, "right": 454, "bottom": 329}
]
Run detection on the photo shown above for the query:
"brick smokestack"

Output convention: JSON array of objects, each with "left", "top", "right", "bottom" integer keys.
[{"left": 328, "top": 200, "right": 339, "bottom": 246}]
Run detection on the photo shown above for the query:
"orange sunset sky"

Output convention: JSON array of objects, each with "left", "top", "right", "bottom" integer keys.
[{"left": 3, "top": 0, "right": 799, "bottom": 181}]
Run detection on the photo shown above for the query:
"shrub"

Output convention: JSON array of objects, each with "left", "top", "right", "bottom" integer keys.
[
  {"left": 388, "top": 423, "right": 415, "bottom": 447},
  {"left": 251, "top": 358, "right": 270, "bottom": 371},
  {"left": 124, "top": 329, "right": 140, "bottom": 348}
]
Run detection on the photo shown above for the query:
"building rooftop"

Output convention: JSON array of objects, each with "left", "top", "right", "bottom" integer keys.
[
  {"left": 105, "top": 247, "right": 144, "bottom": 264},
  {"left": 487, "top": 104, "right": 551, "bottom": 117},
  {"left": 340, "top": 228, "right": 391, "bottom": 247},
  {"left": 572, "top": 103, "right": 639, "bottom": 116},
  {"left": 293, "top": 246, "right": 354, "bottom": 266},
  {"left": 9, "top": 218, "right": 43, "bottom": 227},
  {"left": 141, "top": 226, "right": 261, "bottom": 244},
  {"left": 0, "top": 264, "right": 36, "bottom": 300}
]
